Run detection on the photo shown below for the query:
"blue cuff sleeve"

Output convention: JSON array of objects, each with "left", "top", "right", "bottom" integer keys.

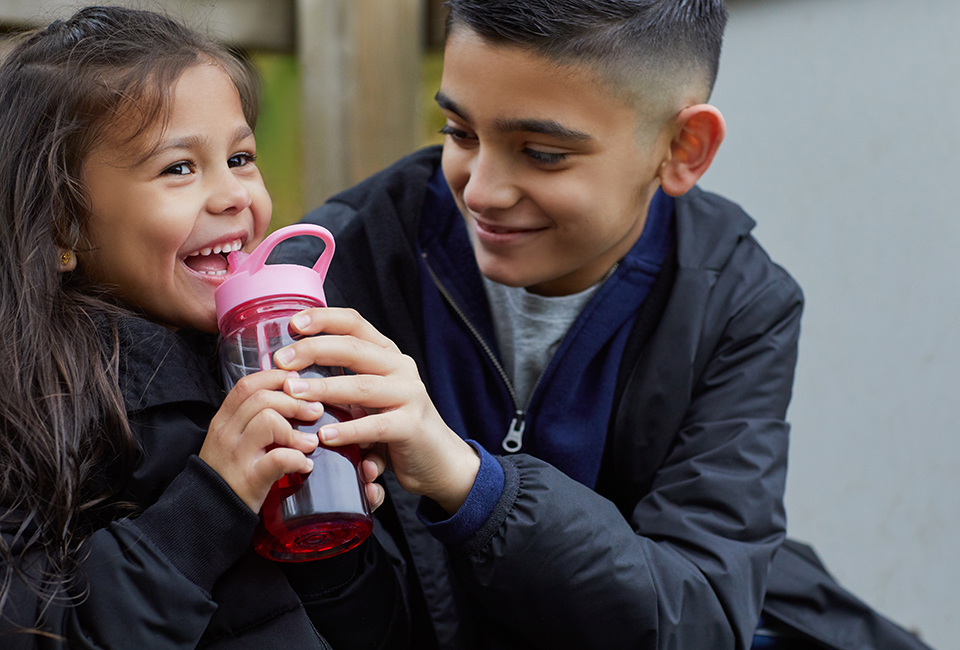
[{"left": 417, "top": 440, "right": 505, "bottom": 545}]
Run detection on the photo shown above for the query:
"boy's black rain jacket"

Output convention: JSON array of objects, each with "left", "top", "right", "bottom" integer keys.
[{"left": 279, "top": 146, "right": 932, "bottom": 650}]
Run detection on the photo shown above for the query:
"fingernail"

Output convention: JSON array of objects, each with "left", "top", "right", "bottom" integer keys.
[
  {"left": 304, "top": 401, "right": 323, "bottom": 416},
  {"left": 291, "top": 313, "right": 310, "bottom": 330},
  {"left": 287, "top": 379, "right": 308, "bottom": 396},
  {"left": 320, "top": 426, "right": 338, "bottom": 443},
  {"left": 304, "top": 458, "right": 314, "bottom": 472},
  {"left": 275, "top": 348, "right": 294, "bottom": 366},
  {"left": 301, "top": 430, "right": 318, "bottom": 442}
]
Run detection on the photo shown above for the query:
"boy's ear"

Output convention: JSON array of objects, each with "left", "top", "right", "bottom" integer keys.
[{"left": 658, "top": 104, "right": 726, "bottom": 197}]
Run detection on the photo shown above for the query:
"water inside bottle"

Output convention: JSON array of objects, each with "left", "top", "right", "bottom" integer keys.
[
  {"left": 253, "top": 405, "right": 372, "bottom": 562},
  {"left": 219, "top": 315, "right": 372, "bottom": 561}
]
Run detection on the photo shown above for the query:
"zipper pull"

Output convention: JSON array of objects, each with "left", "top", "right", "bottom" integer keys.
[{"left": 502, "top": 411, "right": 525, "bottom": 453}]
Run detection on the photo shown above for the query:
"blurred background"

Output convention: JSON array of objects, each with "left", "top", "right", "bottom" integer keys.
[
  {"left": 1, "top": 1, "right": 956, "bottom": 647},
  {"left": 701, "top": 1, "right": 959, "bottom": 647}
]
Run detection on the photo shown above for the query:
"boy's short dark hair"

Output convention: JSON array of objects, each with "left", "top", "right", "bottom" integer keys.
[{"left": 446, "top": 0, "right": 727, "bottom": 113}]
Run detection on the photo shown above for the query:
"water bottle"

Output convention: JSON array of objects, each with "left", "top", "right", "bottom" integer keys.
[{"left": 215, "top": 224, "right": 372, "bottom": 562}]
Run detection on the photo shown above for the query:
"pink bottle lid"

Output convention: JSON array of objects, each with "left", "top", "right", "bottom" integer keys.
[{"left": 215, "top": 224, "right": 336, "bottom": 332}]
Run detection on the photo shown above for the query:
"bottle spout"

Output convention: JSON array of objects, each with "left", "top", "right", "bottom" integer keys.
[{"left": 227, "top": 250, "right": 251, "bottom": 273}]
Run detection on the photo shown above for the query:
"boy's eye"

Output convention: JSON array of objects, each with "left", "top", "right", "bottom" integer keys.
[
  {"left": 162, "top": 161, "right": 193, "bottom": 176},
  {"left": 524, "top": 148, "right": 569, "bottom": 166},
  {"left": 228, "top": 152, "right": 256, "bottom": 168},
  {"left": 439, "top": 124, "right": 475, "bottom": 143}
]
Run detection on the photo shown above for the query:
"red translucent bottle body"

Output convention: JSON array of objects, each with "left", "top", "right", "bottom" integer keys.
[{"left": 219, "top": 298, "right": 372, "bottom": 561}]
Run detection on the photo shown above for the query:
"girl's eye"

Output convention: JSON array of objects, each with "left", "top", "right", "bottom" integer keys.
[
  {"left": 439, "top": 124, "right": 475, "bottom": 144},
  {"left": 524, "top": 149, "right": 569, "bottom": 166},
  {"left": 228, "top": 152, "right": 256, "bottom": 168},
  {"left": 162, "top": 162, "right": 193, "bottom": 176}
]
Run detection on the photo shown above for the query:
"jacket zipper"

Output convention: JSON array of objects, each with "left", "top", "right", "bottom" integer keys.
[
  {"left": 423, "top": 253, "right": 531, "bottom": 453},
  {"left": 501, "top": 410, "right": 526, "bottom": 452},
  {"left": 422, "top": 253, "right": 618, "bottom": 454}
]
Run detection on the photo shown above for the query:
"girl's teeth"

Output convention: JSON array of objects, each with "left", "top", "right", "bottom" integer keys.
[{"left": 190, "top": 240, "right": 242, "bottom": 257}]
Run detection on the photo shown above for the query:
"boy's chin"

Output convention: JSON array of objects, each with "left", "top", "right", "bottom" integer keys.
[
  {"left": 478, "top": 260, "right": 552, "bottom": 293},
  {"left": 478, "top": 267, "right": 526, "bottom": 289}
]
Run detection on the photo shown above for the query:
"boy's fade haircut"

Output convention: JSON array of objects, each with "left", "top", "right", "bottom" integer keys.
[{"left": 445, "top": 0, "right": 727, "bottom": 123}]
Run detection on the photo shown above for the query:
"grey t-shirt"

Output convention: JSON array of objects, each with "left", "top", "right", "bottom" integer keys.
[{"left": 483, "top": 276, "right": 600, "bottom": 408}]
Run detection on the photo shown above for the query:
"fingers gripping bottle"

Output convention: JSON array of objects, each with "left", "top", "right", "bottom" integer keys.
[{"left": 215, "top": 224, "right": 372, "bottom": 562}]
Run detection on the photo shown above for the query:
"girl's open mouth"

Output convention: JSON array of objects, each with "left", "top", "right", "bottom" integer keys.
[{"left": 183, "top": 239, "right": 243, "bottom": 276}]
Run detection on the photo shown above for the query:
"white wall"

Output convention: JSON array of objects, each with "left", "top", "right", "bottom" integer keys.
[{"left": 701, "top": 0, "right": 959, "bottom": 647}]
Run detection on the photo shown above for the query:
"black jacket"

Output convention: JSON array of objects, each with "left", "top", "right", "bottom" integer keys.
[
  {"left": 1, "top": 317, "right": 407, "bottom": 649},
  {"left": 279, "top": 146, "right": 933, "bottom": 650}
]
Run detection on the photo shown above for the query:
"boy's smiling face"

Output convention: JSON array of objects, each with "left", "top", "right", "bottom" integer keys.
[
  {"left": 438, "top": 29, "right": 673, "bottom": 296},
  {"left": 80, "top": 63, "right": 271, "bottom": 332}
]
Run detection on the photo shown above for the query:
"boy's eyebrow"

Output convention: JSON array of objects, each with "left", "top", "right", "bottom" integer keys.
[
  {"left": 494, "top": 117, "right": 593, "bottom": 143},
  {"left": 435, "top": 90, "right": 470, "bottom": 121},
  {"left": 435, "top": 90, "right": 592, "bottom": 142}
]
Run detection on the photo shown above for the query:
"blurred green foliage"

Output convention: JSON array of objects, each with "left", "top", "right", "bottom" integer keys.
[
  {"left": 250, "top": 52, "right": 303, "bottom": 232},
  {"left": 421, "top": 49, "right": 446, "bottom": 148},
  {"left": 250, "top": 48, "right": 446, "bottom": 232}
]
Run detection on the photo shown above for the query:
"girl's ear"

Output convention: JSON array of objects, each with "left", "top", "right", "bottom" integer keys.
[
  {"left": 658, "top": 104, "right": 726, "bottom": 197},
  {"left": 58, "top": 248, "right": 77, "bottom": 272}
]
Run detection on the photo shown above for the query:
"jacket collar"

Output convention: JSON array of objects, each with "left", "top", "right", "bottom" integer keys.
[
  {"left": 114, "top": 316, "right": 224, "bottom": 413},
  {"left": 674, "top": 186, "right": 757, "bottom": 272},
  {"left": 331, "top": 145, "right": 442, "bottom": 249}
]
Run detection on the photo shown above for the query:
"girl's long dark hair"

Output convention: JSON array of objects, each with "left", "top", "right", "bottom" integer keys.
[{"left": 0, "top": 5, "right": 258, "bottom": 621}]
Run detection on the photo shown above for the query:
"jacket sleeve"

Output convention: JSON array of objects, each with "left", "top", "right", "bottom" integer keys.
[
  {"left": 0, "top": 426, "right": 260, "bottom": 649},
  {"left": 444, "top": 264, "right": 802, "bottom": 650}
]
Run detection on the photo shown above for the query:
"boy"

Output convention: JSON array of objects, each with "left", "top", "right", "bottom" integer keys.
[{"left": 276, "top": 1, "right": 931, "bottom": 648}]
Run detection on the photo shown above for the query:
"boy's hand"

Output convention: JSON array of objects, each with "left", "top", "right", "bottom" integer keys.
[
  {"left": 200, "top": 370, "right": 321, "bottom": 513},
  {"left": 274, "top": 308, "right": 481, "bottom": 515}
]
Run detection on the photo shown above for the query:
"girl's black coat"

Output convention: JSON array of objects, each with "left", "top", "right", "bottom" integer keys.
[
  {"left": 279, "top": 146, "right": 932, "bottom": 650},
  {"left": 1, "top": 319, "right": 407, "bottom": 649}
]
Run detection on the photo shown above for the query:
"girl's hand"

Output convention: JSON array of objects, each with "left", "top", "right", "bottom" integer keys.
[
  {"left": 274, "top": 308, "right": 480, "bottom": 515},
  {"left": 200, "top": 369, "right": 322, "bottom": 513}
]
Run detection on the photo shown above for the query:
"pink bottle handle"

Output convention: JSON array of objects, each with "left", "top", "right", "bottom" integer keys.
[{"left": 242, "top": 224, "right": 336, "bottom": 281}]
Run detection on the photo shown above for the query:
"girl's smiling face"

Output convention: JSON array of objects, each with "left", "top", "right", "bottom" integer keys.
[{"left": 80, "top": 63, "right": 271, "bottom": 332}]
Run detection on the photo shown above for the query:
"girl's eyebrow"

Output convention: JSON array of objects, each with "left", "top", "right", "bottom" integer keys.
[
  {"left": 434, "top": 89, "right": 592, "bottom": 143},
  {"left": 137, "top": 124, "right": 254, "bottom": 165}
]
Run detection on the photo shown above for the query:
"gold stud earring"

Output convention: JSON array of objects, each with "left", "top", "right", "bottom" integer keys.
[{"left": 60, "top": 250, "right": 72, "bottom": 267}]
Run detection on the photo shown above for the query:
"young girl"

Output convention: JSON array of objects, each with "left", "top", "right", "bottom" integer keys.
[{"left": 0, "top": 7, "right": 404, "bottom": 648}]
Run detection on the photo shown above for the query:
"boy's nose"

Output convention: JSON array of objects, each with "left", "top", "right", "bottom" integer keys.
[
  {"left": 207, "top": 169, "right": 252, "bottom": 215},
  {"left": 461, "top": 150, "right": 520, "bottom": 214}
]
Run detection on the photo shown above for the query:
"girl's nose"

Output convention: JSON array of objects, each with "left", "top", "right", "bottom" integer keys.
[
  {"left": 207, "top": 169, "right": 252, "bottom": 215},
  {"left": 461, "top": 150, "right": 521, "bottom": 214}
]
